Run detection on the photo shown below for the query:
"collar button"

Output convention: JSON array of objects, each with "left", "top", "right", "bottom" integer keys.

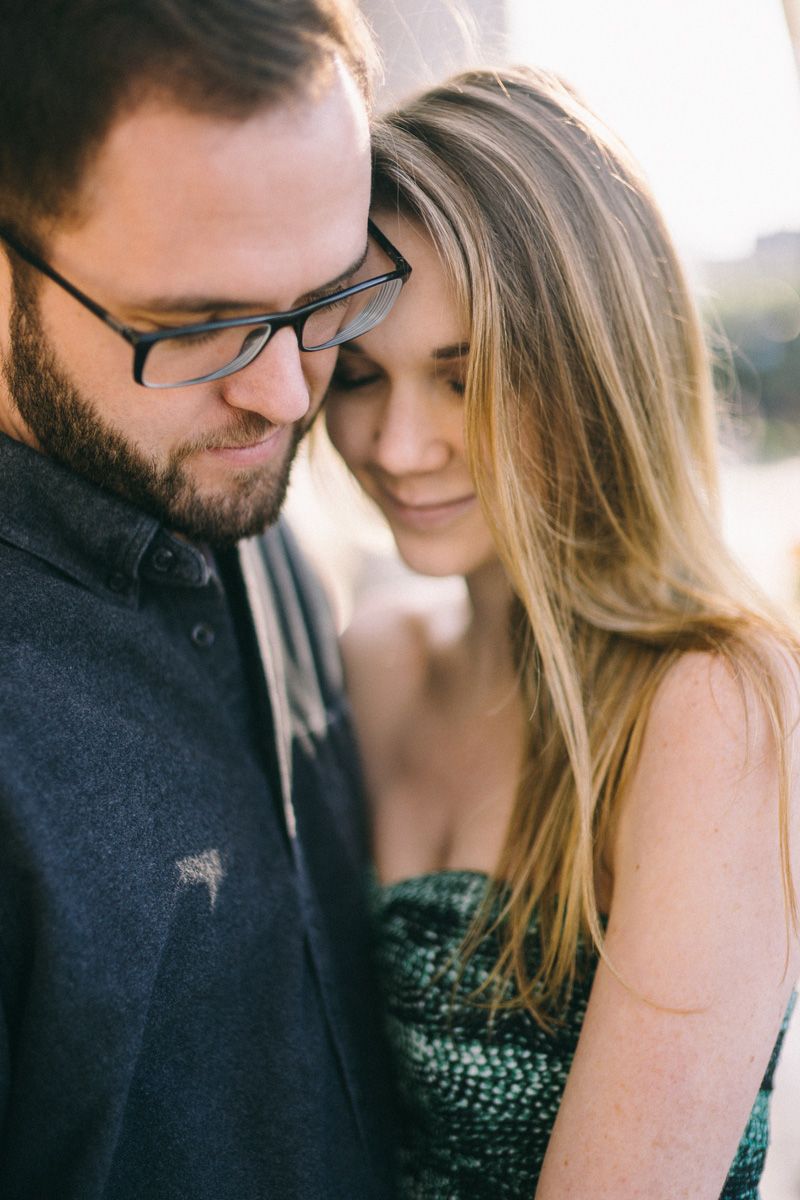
[
  {"left": 191, "top": 622, "right": 215, "bottom": 649},
  {"left": 152, "top": 547, "right": 176, "bottom": 573},
  {"left": 108, "top": 572, "right": 128, "bottom": 593}
]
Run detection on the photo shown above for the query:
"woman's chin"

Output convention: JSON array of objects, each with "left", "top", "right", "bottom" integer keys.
[{"left": 391, "top": 529, "right": 499, "bottom": 581}]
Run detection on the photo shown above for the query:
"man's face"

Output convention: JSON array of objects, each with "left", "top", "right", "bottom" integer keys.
[{"left": 0, "top": 63, "right": 371, "bottom": 545}]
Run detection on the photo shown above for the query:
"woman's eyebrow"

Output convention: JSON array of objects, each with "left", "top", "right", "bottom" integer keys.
[
  {"left": 432, "top": 344, "right": 470, "bottom": 361},
  {"left": 340, "top": 343, "right": 469, "bottom": 359}
]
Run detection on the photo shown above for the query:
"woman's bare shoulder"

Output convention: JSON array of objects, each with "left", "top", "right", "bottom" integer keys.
[
  {"left": 610, "top": 644, "right": 800, "bottom": 957},
  {"left": 632, "top": 643, "right": 800, "bottom": 791},
  {"left": 341, "top": 600, "right": 430, "bottom": 712},
  {"left": 340, "top": 591, "right": 464, "bottom": 763}
]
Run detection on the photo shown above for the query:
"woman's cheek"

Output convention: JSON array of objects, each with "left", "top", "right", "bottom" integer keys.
[
  {"left": 325, "top": 398, "right": 361, "bottom": 469},
  {"left": 326, "top": 393, "right": 369, "bottom": 468}
]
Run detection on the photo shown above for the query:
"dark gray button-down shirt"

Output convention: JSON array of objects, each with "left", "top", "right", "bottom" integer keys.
[{"left": 0, "top": 432, "right": 393, "bottom": 1199}]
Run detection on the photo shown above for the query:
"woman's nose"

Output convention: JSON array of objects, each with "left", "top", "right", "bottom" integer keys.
[{"left": 370, "top": 387, "right": 452, "bottom": 477}]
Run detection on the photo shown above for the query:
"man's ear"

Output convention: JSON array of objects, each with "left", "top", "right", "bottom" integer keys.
[
  {"left": 0, "top": 244, "right": 14, "bottom": 369},
  {"left": 0, "top": 244, "right": 22, "bottom": 439}
]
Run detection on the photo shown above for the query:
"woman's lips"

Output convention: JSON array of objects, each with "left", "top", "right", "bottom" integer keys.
[{"left": 377, "top": 487, "right": 479, "bottom": 530}]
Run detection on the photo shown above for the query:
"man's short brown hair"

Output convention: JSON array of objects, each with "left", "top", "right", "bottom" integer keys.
[{"left": 0, "top": 0, "right": 376, "bottom": 235}]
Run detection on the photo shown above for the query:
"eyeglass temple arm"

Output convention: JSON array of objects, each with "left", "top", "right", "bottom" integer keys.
[
  {"left": 367, "top": 218, "right": 412, "bottom": 277},
  {"left": 0, "top": 225, "right": 134, "bottom": 340}
]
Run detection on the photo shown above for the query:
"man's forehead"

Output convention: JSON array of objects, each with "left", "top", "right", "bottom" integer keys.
[
  {"left": 49, "top": 62, "right": 372, "bottom": 311},
  {"left": 79, "top": 58, "right": 370, "bottom": 205},
  {"left": 121, "top": 238, "right": 370, "bottom": 318}
]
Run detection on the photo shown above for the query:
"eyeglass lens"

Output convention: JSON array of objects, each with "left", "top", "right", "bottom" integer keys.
[
  {"left": 142, "top": 323, "right": 273, "bottom": 388},
  {"left": 300, "top": 276, "right": 404, "bottom": 350}
]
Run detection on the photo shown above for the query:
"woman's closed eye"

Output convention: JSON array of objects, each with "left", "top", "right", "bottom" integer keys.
[{"left": 330, "top": 362, "right": 384, "bottom": 391}]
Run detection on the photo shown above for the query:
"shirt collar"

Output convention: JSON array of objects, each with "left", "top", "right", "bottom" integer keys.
[{"left": 0, "top": 431, "right": 212, "bottom": 606}]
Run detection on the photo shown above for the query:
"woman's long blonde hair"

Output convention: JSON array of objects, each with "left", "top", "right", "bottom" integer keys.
[{"left": 371, "top": 66, "right": 799, "bottom": 1023}]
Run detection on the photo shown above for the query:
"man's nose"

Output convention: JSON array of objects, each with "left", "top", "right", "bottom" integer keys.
[{"left": 218, "top": 327, "right": 311, "bottom": 425}]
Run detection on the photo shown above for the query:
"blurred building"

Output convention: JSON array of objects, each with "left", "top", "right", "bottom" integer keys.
[
  {"left": 754, "top": 230, "right": 800, "bottom": 278},
  {"left": 359, "top": 0, "right": 508, "bottom": 104},
  {"left": 704, "top": 229, "right": 800, "bottom": 287}
]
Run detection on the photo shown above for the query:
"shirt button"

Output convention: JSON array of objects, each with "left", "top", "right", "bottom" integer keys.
[
  {"left": 108, "top": 572, "right": 128, "bottom": 592},
  {"left": 191, "top": 622, "right": 215, "bottom": 649},
  {"left": 152, "top": 547, "right": 175, "bottom": 572}
]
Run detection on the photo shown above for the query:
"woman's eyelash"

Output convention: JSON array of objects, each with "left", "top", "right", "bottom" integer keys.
[
  {"left": 329, "top": 370, "right": 465, "bottom": 394},
  {"left": 330, "top": 371, "right": 382, "bottom": 391}
]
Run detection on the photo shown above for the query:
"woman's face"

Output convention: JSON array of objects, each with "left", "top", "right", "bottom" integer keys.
[{"left": 325, "top": 213, "right": 499, "bottom": 579}]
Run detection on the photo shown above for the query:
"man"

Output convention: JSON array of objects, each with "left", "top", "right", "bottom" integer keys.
[{"left": 0, "top": 2, "right": 407, "bottom": 1196}]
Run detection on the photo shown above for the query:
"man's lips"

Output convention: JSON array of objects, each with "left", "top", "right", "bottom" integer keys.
[
  {"left": 203, "top": 425, "right": 286, "bottom": 466},
  {"left": 375, "top": 485, "right": 479, "bottom": 530}
]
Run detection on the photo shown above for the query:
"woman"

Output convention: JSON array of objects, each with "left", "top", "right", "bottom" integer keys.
[{"left": 324, "top": 67, "right": 800, "bottom": 1199}]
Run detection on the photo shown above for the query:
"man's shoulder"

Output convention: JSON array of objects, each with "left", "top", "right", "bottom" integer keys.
[{"left": 0, "top": 533, "right": 77, "bottom": 645}]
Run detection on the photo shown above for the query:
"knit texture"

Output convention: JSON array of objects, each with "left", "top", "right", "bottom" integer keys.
[{"left": 371, "top": 869, "right": 794, "bottom": 1200}]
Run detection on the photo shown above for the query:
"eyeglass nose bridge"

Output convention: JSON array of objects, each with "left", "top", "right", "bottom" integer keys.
[
  {"left": 228, "top": 314, "right": 319, "bottom": 379},
  {"left": 217, "top": 312, "right": 312, "bottom": 381}
]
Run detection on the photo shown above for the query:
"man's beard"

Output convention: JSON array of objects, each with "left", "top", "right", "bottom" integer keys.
[{"left": 2, "top": 278, "right": 307, "bottom": 548}]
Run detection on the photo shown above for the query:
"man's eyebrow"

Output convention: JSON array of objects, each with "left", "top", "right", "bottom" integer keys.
[
  {"left": 300, "top": 240, "right": 370, "bottom": 304},
  {"left": 128, "top": 240, "right": 371, "bottom": 318}
]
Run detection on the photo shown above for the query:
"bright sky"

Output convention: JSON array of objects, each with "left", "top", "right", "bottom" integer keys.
[{"left": 507, "top": 0, "right": 800, "bottom": 263}]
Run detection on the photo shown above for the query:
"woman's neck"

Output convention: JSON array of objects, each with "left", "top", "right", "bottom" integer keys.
[{"left": 457, "top": 558, "right": 518, "bottom": 692}]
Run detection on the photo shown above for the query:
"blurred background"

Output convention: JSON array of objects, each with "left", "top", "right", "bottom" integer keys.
[{"left": 285, "top": 3, "right": 800, "bottom": 1190}]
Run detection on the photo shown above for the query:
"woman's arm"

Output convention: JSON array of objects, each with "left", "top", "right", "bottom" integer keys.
[{"left": 535, "top": 651, "right": 800, "bottom": 1199}]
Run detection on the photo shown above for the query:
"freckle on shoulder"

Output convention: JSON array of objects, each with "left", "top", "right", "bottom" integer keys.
[
  {"left": 652, "top": 646, "right": 800, "bottom": 752},
  {"left": 623, "top": 644, "right": 800, "bottom": 828}
]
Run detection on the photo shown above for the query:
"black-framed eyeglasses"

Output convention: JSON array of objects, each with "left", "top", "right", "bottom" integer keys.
[{"left": 0, "top": 219, "right": 411, "bottom": 389}]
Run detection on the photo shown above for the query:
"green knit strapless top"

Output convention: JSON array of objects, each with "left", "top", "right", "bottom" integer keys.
[{"left": 370, "top": 870, "right": 793, "bottom": 1200}]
